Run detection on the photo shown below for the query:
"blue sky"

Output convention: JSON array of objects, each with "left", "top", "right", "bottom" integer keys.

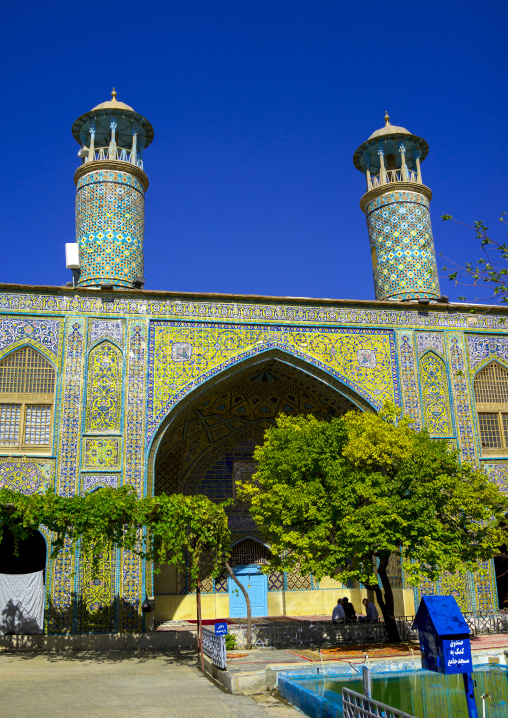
[{"left": 0, "top": 1, "right": 506, "bottom": 303}]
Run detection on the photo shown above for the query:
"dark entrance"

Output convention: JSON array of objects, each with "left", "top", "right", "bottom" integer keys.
[{"left": 0, "top": 527, "right": 46, "bottom": 575}]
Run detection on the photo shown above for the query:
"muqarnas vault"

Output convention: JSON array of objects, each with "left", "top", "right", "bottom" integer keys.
[{"left": 0, "top": 93, "right": 506, "bottom": 634}]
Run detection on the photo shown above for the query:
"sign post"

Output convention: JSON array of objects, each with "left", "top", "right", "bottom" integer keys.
[
  {"left": 362, "top": 666, "right": 372, "bottom": 698},
  {"left": 412, "top": 595, "right": 478, "bottom": 718},
  {"left": 214, "top": 621, "right": 228, "bottom": 636}
]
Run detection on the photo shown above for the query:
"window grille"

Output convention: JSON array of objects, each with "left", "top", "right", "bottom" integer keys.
[
  {"left": 24, "top": 405, "right": 51, "bottom": 445},
  {"left": 0, "top": 347, "right": 55, "bottom": 394},
  {"left": 475, "top": 363, "right": 508, "bottom": 454},
  {"left": 0, "top": 404, "right": 20, "bottom": 444},
  {"left": 478, "top": 412, "right": 502, "bottom": 448},
  {"left": 474, "top": 363, "right": 508, "bottom": 403},
  {"left": 0, "top": 348, "right": 55, "bottom": 449}
]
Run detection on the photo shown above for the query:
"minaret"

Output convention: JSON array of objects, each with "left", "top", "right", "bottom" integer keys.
[
  {"left": 72, "top": 90, "right": 153, "bottom": 289},
  {"left": 353, "top": 114, "right": 440, "bottom": 302}
]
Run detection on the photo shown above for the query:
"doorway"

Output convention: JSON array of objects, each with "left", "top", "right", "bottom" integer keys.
[{"left": 228, "top": 564, "right": 268, "bottom": 618}]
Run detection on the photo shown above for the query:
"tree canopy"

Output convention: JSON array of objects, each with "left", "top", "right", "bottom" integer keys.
[
  {"left": 238, "top": 406, "right": 507, "bottom": 641},
  {"left": 441, "top": 213, "right": 508, "bottom": 304}
]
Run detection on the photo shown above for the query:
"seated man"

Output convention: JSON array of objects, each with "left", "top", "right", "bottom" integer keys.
[
  {"left": 332, "top": 598, "right": 346, "bottom": 624},
  {"left": 342, "top": 597, "right": 357, "bottom": 622},
  {"left": 359, "top": 598, "right": 379, "bottom": 623}
]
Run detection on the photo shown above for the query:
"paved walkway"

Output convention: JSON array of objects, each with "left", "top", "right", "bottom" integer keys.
[{"left": 0, "top": 650, "right": 300, "bottom": 718}]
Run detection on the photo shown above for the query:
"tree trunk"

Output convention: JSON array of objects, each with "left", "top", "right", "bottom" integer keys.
[
  {"left": 196, "top": 579, "right": 204, "bottom": 672},
  {"left": 373, "top": 556, "right": 401, "bottom": 643},
  {"left": 224, "top": 560, "right": 252, "bottom": 650}
]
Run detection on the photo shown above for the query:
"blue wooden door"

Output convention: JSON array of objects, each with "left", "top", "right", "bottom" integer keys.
[{"left": 228, "top": 565, "right": 268, "bottom": 618}]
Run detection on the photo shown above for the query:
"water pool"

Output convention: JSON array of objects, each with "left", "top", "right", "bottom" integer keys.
[{"left": 279, "top": 665, "right": 508, "bottom": 717}]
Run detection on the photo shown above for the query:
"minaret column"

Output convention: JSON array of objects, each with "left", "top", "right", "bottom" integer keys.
[
  {"left": 353, "top": 114, "right": 441, "bottom": 302},
  {"left": 71, "top": 89, "right": 153, "bottom": 289}
]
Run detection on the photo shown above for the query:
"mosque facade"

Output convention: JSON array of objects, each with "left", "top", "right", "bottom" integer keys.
[{"left": 0, "top": 93, "right": 507, "bottom": 633}]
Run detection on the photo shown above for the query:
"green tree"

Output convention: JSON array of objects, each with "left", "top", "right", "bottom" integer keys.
[
  {"left": 441, "top": 213, "right": 508, "bottom": 303},
  {"left": 238, "top": 406, "right": 506, "bottom": 642}
]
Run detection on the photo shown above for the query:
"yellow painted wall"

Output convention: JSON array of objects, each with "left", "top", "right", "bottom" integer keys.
[{"left": 154, "top": 587, "right": 415, "bottom": 622}]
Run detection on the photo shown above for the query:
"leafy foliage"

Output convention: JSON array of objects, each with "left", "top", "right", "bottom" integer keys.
[
  {"left": 225, "top": 633, "right": 237, "bottom": 650},
  {"left": 441, "top": 213, "right": 508, "bottom": 304},
  {"left": 238, "top": 406, "right": 506, "bottom": 639},
  {"left": 0, "top": 486, "right": 230, "bottom": 587}
]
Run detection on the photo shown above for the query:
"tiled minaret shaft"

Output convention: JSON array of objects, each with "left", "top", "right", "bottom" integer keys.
[
  {"left": 72, "top": 90, "right": 153, "bottom": 289},
  {"left": 353, "top": 114, "right": 440, "bottom": 301}
]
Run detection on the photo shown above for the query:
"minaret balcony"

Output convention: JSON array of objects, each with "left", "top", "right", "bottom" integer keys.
[
  {"left": 367, "top": 167, "right": 420, "bottom": 191},
  {"left": 79, "top": 145, "right": 144, "bottom": 170}
]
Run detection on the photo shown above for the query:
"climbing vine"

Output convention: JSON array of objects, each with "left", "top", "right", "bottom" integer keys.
[{"left": 0, "top": 486, "right": 231, "bottom": 587}]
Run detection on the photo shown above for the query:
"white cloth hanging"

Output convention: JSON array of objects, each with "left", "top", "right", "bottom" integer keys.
[{"left": 0, "top": 571, "right": 44, "bottom": 634}]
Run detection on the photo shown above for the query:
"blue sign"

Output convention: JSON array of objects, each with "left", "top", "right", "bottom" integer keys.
[
  {"left": 412, "top": 595, "right": 472, "bottom": 675},
  {"left": 214, "top": 621, "right": 228, "bottom": 636},
  {"left": 413, "top": 596, "right": 479, "bottom": 718},
  {"left": 442, "top": 638, "right": 473, "bottom": 674}
]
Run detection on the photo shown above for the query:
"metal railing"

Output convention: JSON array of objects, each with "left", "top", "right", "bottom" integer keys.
[
  {"left": 202, "top": 628, "right": 227, "bottom": 669},
  {"left": 367, "top": 167, "right": 419, "bottom": 190},
  {"left": 342, "top": 688, "right": 416, "bottom": 718},
  {"left": 82, "top": 146, "right": 144, "bottom": 169},
  {"left": 229, "top": 619, "right": 418, "bottom": 650}
]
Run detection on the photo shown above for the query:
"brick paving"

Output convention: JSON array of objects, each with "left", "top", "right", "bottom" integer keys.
[{"left": 0, "top": 650, "right": 299, "bottom": 718}]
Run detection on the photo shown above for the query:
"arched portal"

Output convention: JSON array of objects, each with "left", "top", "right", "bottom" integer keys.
[
  {"left": 0, "top": 527, "right": 47, "bottom": 634},
  {"left": 149, "top": 354, "right": 370, "bottom": 622}
]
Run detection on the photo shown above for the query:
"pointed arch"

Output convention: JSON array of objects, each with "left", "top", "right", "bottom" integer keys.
[
  {"left": 419, "top": 350, "right": 452, "bottom": 436},
  {"left": 146, "top": 340, "right": 386, "bottom": 448},
  {"left": 474, "top": 361, "right": 508, "bottom": 454},
  {"left": 85, "top": 340, "right": 122, "bottom": 432},
  {"left": 147, "top": 347, "right": 374, "bottom": 482}
]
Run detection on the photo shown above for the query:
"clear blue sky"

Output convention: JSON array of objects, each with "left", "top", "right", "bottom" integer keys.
[{"left": 1, "top": 1, "right": 506, "bottom": 303}]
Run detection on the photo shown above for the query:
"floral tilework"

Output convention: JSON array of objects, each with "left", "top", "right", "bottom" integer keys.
[
  {"left": 48, "top": 537, "right": 75, "bottom": 633},
  {"left": 0, "top": 458, "right": 54, "bottom": 494},
  {"left": 89, "top": 319, "right": 124, "bottom": 347},
  {"left": 483, "top": 462, "right": 508, "bottom": 492},
  {"left": 396, "top": 331, "right": 421, "bottom": 429},
  {"left": 83, "top": 437, "right": 121, "bottom": 470},
  {"left": 447, "top": 333, "right": 477, "bottom": 464},
  {"left": 81, "top": 473, "right": 119, "bottom": 492},
  {"left": 419, "top": 352, "right": 452, "bottom": 436},
  {"left": 119, "top": 322, "right": 147, "bottom": 633},
  {"left": 57, "top": 320, "right": 86, "bottom": 497},
  {"left": 365, "top": 190, "right": 440, "bottom": 301},
  {"left": 123, "top": 322, "right": 146, "bottom": 492},
  {"left": 0, "top": 317, "right": 61, "bottom": 357},
  {"left": 76, "top": 169, "right": 144, "bottom": 288},
  {"left": 120, "top": 540, "right": 143, "bottom": 632},
  {"left": 80, "top": 543, "right": 115, "bottom": 632},
  {"left": 147, "top": 322, "right": 399, "bottom": 444},
  {"left": 474, "top": 561, "right": 499, "bottom": 611},
  {"left": 1, "top": 291, "right": 508, "bottom": 334},
  {"left": 85, "top": 341, "right": 122, "bottom": 432},
  {"left": 416, "top": 331, "right": 444, "bottom": 356},
  {"left": 467, "top": 334, "right": 508, "bottom": 369}
]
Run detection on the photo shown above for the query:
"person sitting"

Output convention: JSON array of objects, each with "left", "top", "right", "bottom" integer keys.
[
  {"left": 359, "top": 598, "right": 379, "bottom": 623},
  {"left": 332, "top": 598, "right": 346, "bottom": 624},
  {"left": 342, "top": 597, "right": 357, "bottom": 622}
]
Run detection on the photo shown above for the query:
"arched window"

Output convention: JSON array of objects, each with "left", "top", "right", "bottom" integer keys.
[
  {"left": 0, "top": 347, "right": 55, "bottom": 450},
  {"left": 474, "top": 362, "right": 508, "bottom": 453}
]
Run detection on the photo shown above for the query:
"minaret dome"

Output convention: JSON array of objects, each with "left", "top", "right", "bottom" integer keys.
[{"left": 72, "top": 90, "right": 153, "bottom": 289}]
